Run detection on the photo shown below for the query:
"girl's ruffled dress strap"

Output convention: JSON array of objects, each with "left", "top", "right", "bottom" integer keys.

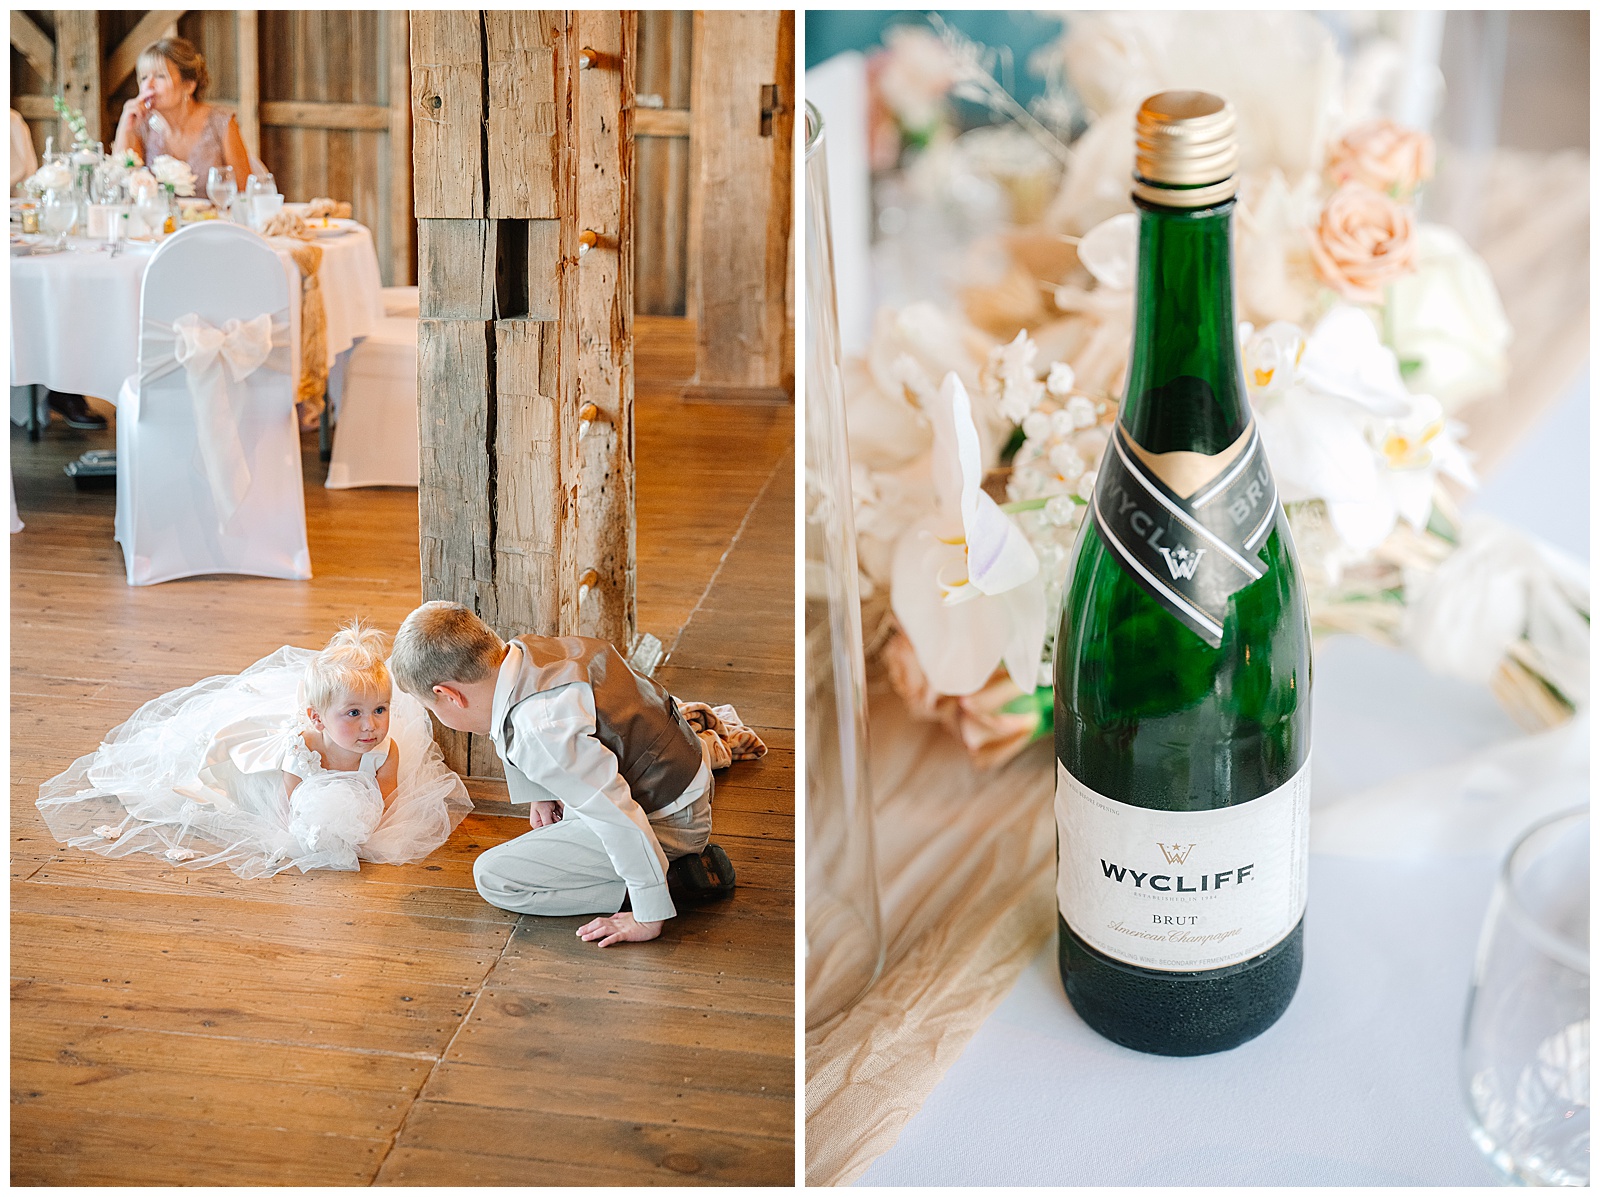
[{"left": 358, "top": 736, "right": 393, "bottom": 776}]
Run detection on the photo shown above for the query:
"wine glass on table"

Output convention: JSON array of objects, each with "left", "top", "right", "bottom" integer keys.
[
  {"left": 39, "top": 190, "right": 75, "bottom": 249},
  {"left": 1462, "top": 807, "right": 1589, "bottom": 1186},
  {"left": 135, "top": 185, "right": 168, "bottom": 240},
  {"left": 207, "top": 166, "right": 237, "bottom": 223}
]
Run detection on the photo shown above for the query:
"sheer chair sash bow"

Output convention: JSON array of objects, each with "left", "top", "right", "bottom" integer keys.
[{"left": 139, "top": 310, "right": 293, "bottom": 530}]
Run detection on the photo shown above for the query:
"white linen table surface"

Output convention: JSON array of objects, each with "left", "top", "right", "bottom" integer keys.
[
  {"left": 10, "top": 224, "right": 385, "bottom": 401},
  {"left": 857, "top": 369, "right": 1590, "bottom": 1187}
]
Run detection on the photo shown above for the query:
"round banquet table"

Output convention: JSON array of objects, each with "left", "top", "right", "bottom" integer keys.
[{"left": 9, "top": 220, "right": 385, "bottom": 403}]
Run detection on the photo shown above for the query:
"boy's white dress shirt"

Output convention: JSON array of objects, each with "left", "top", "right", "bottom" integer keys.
[{"left": 481, "top": 637, "right": 712, "bottom": 922}]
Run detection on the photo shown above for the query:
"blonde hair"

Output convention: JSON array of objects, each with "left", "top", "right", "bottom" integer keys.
[
  {"left": 304, "top": 619, "right": 392, "bottom": 712},
  {"left": 391, "top": 601, "right": 506, "bottom": 699},
  {"left": 137, "top": 37, "right": 210, "bottom": 101}
]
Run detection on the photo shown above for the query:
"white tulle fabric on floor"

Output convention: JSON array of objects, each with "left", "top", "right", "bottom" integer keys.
[
  {"left": 36, "top": 646, "right": 473, "bottom": 878},
  {"left": 326, "top": 316, "right": 419, "bottom": 489},
  {"left": 115, "top": 222, "right": 312, "bottom": 585}
]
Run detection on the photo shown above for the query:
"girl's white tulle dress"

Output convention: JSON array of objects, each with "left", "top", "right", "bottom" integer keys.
[{"left": 37, "top": 647, "right": 473, "bottom": 878}]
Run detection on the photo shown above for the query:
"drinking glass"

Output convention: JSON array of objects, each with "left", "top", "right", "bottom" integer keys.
[
  {"left": 39, "top": 190, "right": 75, "bottom": 247},
  {"left": 1462, "top": 807, "right": 1589, "bottom": 1186},
  {"left": 207, "top": 166, "right": 237, "bottom": 220},
  {"left": 246, "top": 171, "right": 281, "bottom": 229},
  {"left": 135, "top": 187, "right": 168, "bottom": 239},
  {"left": 803, "top": 101, "right": 884, "bottom": 1030}
]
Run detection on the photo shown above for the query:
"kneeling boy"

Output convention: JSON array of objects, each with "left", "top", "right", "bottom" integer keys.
[{"left": 391, "top": 600, "right": 731, "bottom": 946}]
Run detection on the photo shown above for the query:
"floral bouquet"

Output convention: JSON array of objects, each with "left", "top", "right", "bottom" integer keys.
[
  {"left": 93, "top": 148, "right": 143, "bottom": 198},
  {"left": 845, "top": 11, "right": 1588, "bottom": 767},
  {"left": 24, "top": 159, "right": 74, "bottom": 194}
]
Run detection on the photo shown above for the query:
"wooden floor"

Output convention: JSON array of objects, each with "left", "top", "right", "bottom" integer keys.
[{"left": 10, "top": 316, "right": 797, "bottom": 1186}]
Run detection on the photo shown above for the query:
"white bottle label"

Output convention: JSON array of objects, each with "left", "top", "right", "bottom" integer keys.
[{"left": 1056, "top": 759, "right": 1310, "bottom": 972}]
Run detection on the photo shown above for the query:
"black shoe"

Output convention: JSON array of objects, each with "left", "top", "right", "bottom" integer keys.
[
  {"left": 667, "top": 844, "right": 736, "bottom": 906},
  {"left": 47, "top": 391, "right": 107, "bottom": 431}
]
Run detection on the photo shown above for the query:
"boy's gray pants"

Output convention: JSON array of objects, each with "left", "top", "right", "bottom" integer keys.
[{"left": 472, "top": 791, "right": 713, "bottom": 917}]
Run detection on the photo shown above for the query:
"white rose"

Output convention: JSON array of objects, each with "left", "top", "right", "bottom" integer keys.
[
  {"left": 150, "top": 154, "right": 197, "bottom": 197},
  {"left": 1386, "top": 224, "right": 1512, "bottom": 413},
  {"left": 27, "top": 161, "right": 73, "bottom": 192}
]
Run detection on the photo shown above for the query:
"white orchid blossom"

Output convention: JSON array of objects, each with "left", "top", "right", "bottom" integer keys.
[
  {"left": 988, "top": 330, "right": 1046, "bottom": 423},
  {"left": 1246, "top": 305, "right": 1474, "bottom": 556},
  {"left": 891, "top": 373, "right": 1046, "bottom": 695}
]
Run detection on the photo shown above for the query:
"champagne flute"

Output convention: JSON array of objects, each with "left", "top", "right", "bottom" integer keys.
[
  {"left": 1462, "top": 807, "right": 1589, "bottom": 1186},
  {"left": 207, "top": 166, "right": 237, "bottom": 222}
]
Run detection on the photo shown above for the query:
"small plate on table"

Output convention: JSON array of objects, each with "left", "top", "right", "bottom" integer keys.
[{"left": 308, "top": 218, "right": 360, "bottom": 238}]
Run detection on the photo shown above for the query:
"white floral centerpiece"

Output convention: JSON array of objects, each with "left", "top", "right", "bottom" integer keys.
[
  {"left": 93, "top": 149, "right": 143, "bottom": 197},
  {"left": 25, "top": 160, "right": 74, "bottom": 194},
  {"left": 150, "top": 154, "right": 197, "bottom": 198},
  {"left": 846, "top": 12, "right": 1587, "bottom": 766}
]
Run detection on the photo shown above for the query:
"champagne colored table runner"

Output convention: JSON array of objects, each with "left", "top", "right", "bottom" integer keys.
[{"left": 805, "top": 683, "right": 1057, "bottom": 1186}]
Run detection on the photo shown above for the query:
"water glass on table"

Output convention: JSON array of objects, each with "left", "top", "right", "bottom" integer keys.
[
  {"left": 207, "top": 166, "right": 237, "bottom": 223},
  {"left": 245, "top": 171, "right": 282, "bottom": 230},
  {"left": 40, "top": 190, "right": 76, "bottom": 248},
  {"left": 1462, "top": 807, "right": 1589, "bottom": 1186}
]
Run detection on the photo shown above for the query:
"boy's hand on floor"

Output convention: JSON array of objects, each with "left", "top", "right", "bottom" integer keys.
[
  {"left": 529, "top": 800, "right": 563, "bottom": 828},
  {"left": 577, "top": 912, "right": 663, "bottom": 947}
]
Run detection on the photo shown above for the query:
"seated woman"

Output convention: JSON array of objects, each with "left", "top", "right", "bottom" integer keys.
[{"left": 112, "top": 35, "right": 253, "bottom": 196}]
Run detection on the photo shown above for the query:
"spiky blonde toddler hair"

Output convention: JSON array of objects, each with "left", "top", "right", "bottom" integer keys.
[
  {"left": 390, "top": 601, "right": 506, "bottom": 699},
  {"left": 304, "top": 619, "right": 392, "bottom": 711}
]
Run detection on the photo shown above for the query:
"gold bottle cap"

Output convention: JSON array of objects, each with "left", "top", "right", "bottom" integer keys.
[{"left": 1132, "top": 90, "right": 1239, "bottom": 209}]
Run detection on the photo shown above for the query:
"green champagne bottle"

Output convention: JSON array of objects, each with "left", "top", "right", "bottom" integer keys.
[{"left": 1054, "top": 92, "right": 1313, "bottom": 1056}]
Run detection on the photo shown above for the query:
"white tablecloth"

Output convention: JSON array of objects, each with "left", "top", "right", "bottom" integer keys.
[
  {"left": 857, "top": 369, "right": 1591, "bottom": 1186},
  {"left": 9, "top": 223, "right": 384, "bottom": 402}
]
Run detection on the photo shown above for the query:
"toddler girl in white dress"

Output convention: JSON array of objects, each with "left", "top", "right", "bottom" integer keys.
[{"left": 38, "top": 621, "right": 472, "bottom": 878}]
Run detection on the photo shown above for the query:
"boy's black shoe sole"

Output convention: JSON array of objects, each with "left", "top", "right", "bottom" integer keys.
[{"left": 667, "top": 843, "right": 736, "bottom": 905}]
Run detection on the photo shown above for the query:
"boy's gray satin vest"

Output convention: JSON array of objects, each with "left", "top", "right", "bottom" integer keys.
[{"left": 500, "top": 635, "right": 703, "bottom": 813}]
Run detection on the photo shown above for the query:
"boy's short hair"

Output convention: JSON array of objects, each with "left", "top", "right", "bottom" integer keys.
[{"left": 391, "top": 601, "right": 506, "bottom": 700}]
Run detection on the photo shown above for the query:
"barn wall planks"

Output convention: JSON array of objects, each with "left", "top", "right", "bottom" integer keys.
[
  {"left": 633, "top": 10, "right": 692, "bottom": 317},
  {"left": 686, "top": 10, "right": 794, "bottom": 401}
]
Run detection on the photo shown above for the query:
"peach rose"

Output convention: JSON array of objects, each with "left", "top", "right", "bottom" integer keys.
[
  {"left": 1308, "top": 183, "right": 1419, "bottom": 305},
  {"left": 882, "top": 629, "right": 1044, "bottom": 770},
  {"left": 951, "top": 674, "right": 1042, "bottom": 770},
  {"left": 1327, "top": 119, "right": 1435, "bottom": 196}
]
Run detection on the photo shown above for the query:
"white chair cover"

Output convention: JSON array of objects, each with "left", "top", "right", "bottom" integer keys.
[
  {"left": 115, "top": 222, "right": 312, "bottom": 585},
  {"left": 326, "top": 317, "right": 419, "bottom": 489}
]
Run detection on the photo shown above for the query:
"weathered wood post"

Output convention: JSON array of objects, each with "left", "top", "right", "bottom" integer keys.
[
  {"left": 54, "top": 11, "right": 101, "bottom": 142},
  {"left": 411, "top": 10, "right": 635, "bottom": 775}
]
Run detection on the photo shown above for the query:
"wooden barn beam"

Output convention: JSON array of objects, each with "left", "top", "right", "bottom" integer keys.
[
  {"left": 260, "top": 101, "right": 391, "bottom": 131},
  {"left": 235, "top": 10, "right": 259, "bottom": 159},
  {"left": 10, "top": 12, "right": 54, "bottom": 86},
  {"left": 411, "top": 10, "right": 484, "bottom": 219},
  {"left": 14, "top": 96, "right": 57, "bottom": 121},
  {"left": 573, "top": 7, "right": 636, "bottom": 650},
  {"left": 387, "top": 10, "right": 413, "bottom": 286},
  {"left": 635, "top": 107, "right": 689, "bottom": 138},
  {"left": 54, "top": 11, "right": 102, "bottom": 141},
  {"left": 104, "top": 9, "right": 187, "bottom": 93},
  {"left": 413, "top": 8, "right": 636, "bottom": 776}
]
